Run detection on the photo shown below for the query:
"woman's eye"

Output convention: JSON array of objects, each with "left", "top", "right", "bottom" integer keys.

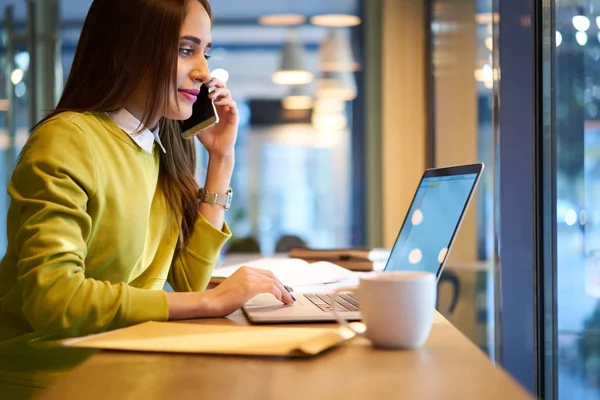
[
  {"left": 204, "top": 54, "right": 211, "bottom": 60},
  {"left": 179, "top": 48, "right": 193, "bottom": 56}
]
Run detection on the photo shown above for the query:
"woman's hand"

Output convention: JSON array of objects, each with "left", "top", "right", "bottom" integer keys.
[
  {"left": 200, "top": 266, "right": 295, "bottom": 317},
  {"left": 195, "top": 78, "right": 238, "bottom": 159},
  {"left": 166, "top": 266, "right": 295, "bottom": 320}
]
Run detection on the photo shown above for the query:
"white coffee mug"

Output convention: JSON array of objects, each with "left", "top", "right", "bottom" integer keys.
[{"left": 331, "top": 271, "right": 436, "bottom": 349}]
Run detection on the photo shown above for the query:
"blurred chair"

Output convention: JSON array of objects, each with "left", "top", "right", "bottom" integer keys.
[
  {"left": 436, "top": 270, "right": 461, "bottom": 315},
  {"left": 225, "top": 236, "right": 261, "bottom": 254},
  {"left": 275, "top": 234, "right": 307, "bottom": 253}
]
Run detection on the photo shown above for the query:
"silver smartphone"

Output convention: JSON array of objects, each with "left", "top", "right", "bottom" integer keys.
[{"left": 180, "top": 84, "right": 219, "bottom": 139}]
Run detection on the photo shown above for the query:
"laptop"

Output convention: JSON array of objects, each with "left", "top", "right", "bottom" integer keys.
[{"left": 243, "top": 163, "right": 484, "bottom": 323}]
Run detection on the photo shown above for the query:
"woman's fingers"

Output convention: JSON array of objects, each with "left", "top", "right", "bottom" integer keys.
[
  {"left": 208, "top": 87, "right": 231, "bottom": 101},
  {"left": 206, "top": 77, "right": 226, "bottom": 89},
  {"left": 270, "top": 280, "right": 295, "bottom": 304},
  {"left": 214, "top": 97, "right": 237, "bottom": 111},
  {"left": 202, "top": 78, "right": 237, "bottom": 116},
  {"left": 246, "top": 267, "right": 295, "bottom": 304},
  {"left": 207, "top": 87, "right": 237, "bottom": 117},
  {"left": 261, "top": 282, "right": 286, "bottom": 303},
  {"left": 235, "top": 266, "right": 295, "bottom": 304}
]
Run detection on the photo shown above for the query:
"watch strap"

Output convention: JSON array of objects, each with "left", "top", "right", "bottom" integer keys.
[{"left": 198, "top": 187, "right": 232, "bottom": 210}]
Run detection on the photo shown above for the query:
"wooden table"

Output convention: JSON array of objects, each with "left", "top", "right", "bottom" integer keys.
[{"left": 40, "top": 311, "right": 532, "bottom": 400}]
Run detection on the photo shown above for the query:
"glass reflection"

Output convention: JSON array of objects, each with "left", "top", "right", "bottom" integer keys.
[{"left": 555, "top": 1, "right": 600, "bottom": 397}]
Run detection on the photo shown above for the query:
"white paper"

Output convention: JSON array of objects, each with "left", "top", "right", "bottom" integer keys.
[{"left": 212, "top": 257, "right": 357, "bottom": 287}]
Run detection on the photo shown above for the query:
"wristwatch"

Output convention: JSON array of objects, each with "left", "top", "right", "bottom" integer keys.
[{"left": 198, "top": 187, "right": 233, "bottom": 210}]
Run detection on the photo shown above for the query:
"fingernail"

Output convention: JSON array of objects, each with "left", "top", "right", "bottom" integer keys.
[
  {"left": 284, "top": 286, "right": 291, "bottom": 293},
  {"left": 292, "top": 295, "right": 297, "bottom": 301}
]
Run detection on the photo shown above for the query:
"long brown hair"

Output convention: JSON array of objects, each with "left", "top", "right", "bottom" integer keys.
[{"left": 39, "top": 0, "right": 213, "bottom": 248}]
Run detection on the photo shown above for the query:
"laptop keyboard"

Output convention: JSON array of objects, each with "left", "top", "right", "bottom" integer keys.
[{"left": 304, "top": 293, "right": 360, "bottom": 312}]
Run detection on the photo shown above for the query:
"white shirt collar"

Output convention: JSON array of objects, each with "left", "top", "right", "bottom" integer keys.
[{"left": 106, "top": 108, "right": 166, "bottom": 154}]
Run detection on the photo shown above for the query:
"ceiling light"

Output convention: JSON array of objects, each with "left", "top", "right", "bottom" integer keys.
[
  {"left": 317, "top": 70, "right": 357, "bottom": 101},
  {"left": 310, "top": 14, "right": 361, "bottom": 27},
  {"left": 475, "top": 13, "right": 499, "bottom": 25},
  {"left": 320, "top": 28, "right": 360, "bottom": 72},
  {"left": 485, "top": 37, "right": 493, "bottom": 51},
  {"left": 282, "top": 85, "right": 314, "bottom": 110},
  {"left": 311, "top": 97, "right": 347, "bottom": 131},
  {"left": 474, "top": 69, "right": 484, "bottom": 82},
  {"left": 273, "top": 71, "right": 313, "bottom": 86},
  {"left": 313, "top": 98, "right": 345, "bottom": 114},
  {"left": 573, "top": 15, "right": 590, "bottom": 32},
  {"left": 15, "top": 82, "right": 26, "bottom": 98},
  {"left": 282, "top": 95, "right": 313, "bottom": 110},
  {"left": 565, "top": 209, "right": 578, "bottom": 226},
  {"left": 273, "top": 30, "right": 314, "bottom": 85},
  {"left": 576, "top": 31, "right": 588, "bottom": 46},
  {"left": 312, "top": 112, "right": 347, "bottom": 131},
  {"left": 11, "top": 69, "right": 24, "bottom": 85},
  {"left": 15, "top": 52, "right": 30, "bottom": 71},
  {"left": 259, "top": 14, "right": 306, "bottom": 26}
]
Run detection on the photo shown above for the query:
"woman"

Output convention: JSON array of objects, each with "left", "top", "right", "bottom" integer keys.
[{"left": 0, "top": 0, "right": 294, "bottom": 397}]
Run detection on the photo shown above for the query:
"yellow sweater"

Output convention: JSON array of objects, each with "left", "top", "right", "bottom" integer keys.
[{"left": 0, "top": 111, "right": 231, "bottom": 391}]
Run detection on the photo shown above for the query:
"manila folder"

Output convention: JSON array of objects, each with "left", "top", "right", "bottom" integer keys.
[{"left": 63, "top": 321, "right": 356, "bottom": 358}]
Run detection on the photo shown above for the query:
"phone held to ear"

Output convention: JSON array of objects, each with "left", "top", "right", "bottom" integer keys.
[{"left": 180, "top": 84, "right": 219, "bottom": 139}]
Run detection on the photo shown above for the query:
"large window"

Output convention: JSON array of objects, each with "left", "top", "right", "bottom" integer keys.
[
  {"left": 551, "top": 2, "right": 600, "bottom": 398},
  {"left": 429, "top": 0, "right": 496, "bottom": 357}
]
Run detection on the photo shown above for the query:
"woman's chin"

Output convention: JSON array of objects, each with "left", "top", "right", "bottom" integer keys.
[{"left": 166, "top": 109, "right": 193, "bottom": 121}]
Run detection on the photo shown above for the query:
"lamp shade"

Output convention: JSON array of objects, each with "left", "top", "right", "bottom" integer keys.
[
  {"left": 282, "top": 85, "right": 314, "bottom": 110},
  {"left": 259, "top": 14, "right": 306, "bottom": 26},
  {"left": 272, "top": 31, "right": 314, "bottom": 85},
  {"left": 310, "top": 14, "right": 361, "bottom": 27},
  {"left": 320, "top": 28, "right": 360, "bottom": 72},
  {"left": 317, "top": 70, "right": 357, "bottom": 101}
]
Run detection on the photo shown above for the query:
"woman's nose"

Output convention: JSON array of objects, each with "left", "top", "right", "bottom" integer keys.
[
  {"left": 195, "top": 71, "right": 211, "bottom": 85},
  {"left": 192, "top": 63, "right": 211, "bottom": 85}
]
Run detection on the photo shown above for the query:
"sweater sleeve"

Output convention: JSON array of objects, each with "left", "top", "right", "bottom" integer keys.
[
  {"left": 168, "top": 213, "right": 231, "bottom": 292},
  {"left": 11, "top": 117, "right": 168, "bottom": 338}
]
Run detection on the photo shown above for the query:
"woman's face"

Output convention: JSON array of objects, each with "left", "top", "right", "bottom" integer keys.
[{"left": 166, "top": 0, "right": 212, "bottom": 121}]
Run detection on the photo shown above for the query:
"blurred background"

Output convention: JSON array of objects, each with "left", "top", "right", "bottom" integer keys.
[{"left": 2, "top": 0, "right": 600, "bottom": 398}]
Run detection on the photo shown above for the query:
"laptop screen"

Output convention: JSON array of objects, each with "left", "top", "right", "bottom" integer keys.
[{"left": 384, "top": 169, "right": 480, "bottom": 277}]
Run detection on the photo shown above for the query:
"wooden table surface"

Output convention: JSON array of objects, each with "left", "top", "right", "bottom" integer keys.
[{"left": 40, "top": 311, "right": 533, "bottom": 400}]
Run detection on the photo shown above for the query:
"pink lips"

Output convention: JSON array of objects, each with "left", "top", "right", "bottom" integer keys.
[{"left": 178, "top": 88, "right": 199, "bottom": 102}]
